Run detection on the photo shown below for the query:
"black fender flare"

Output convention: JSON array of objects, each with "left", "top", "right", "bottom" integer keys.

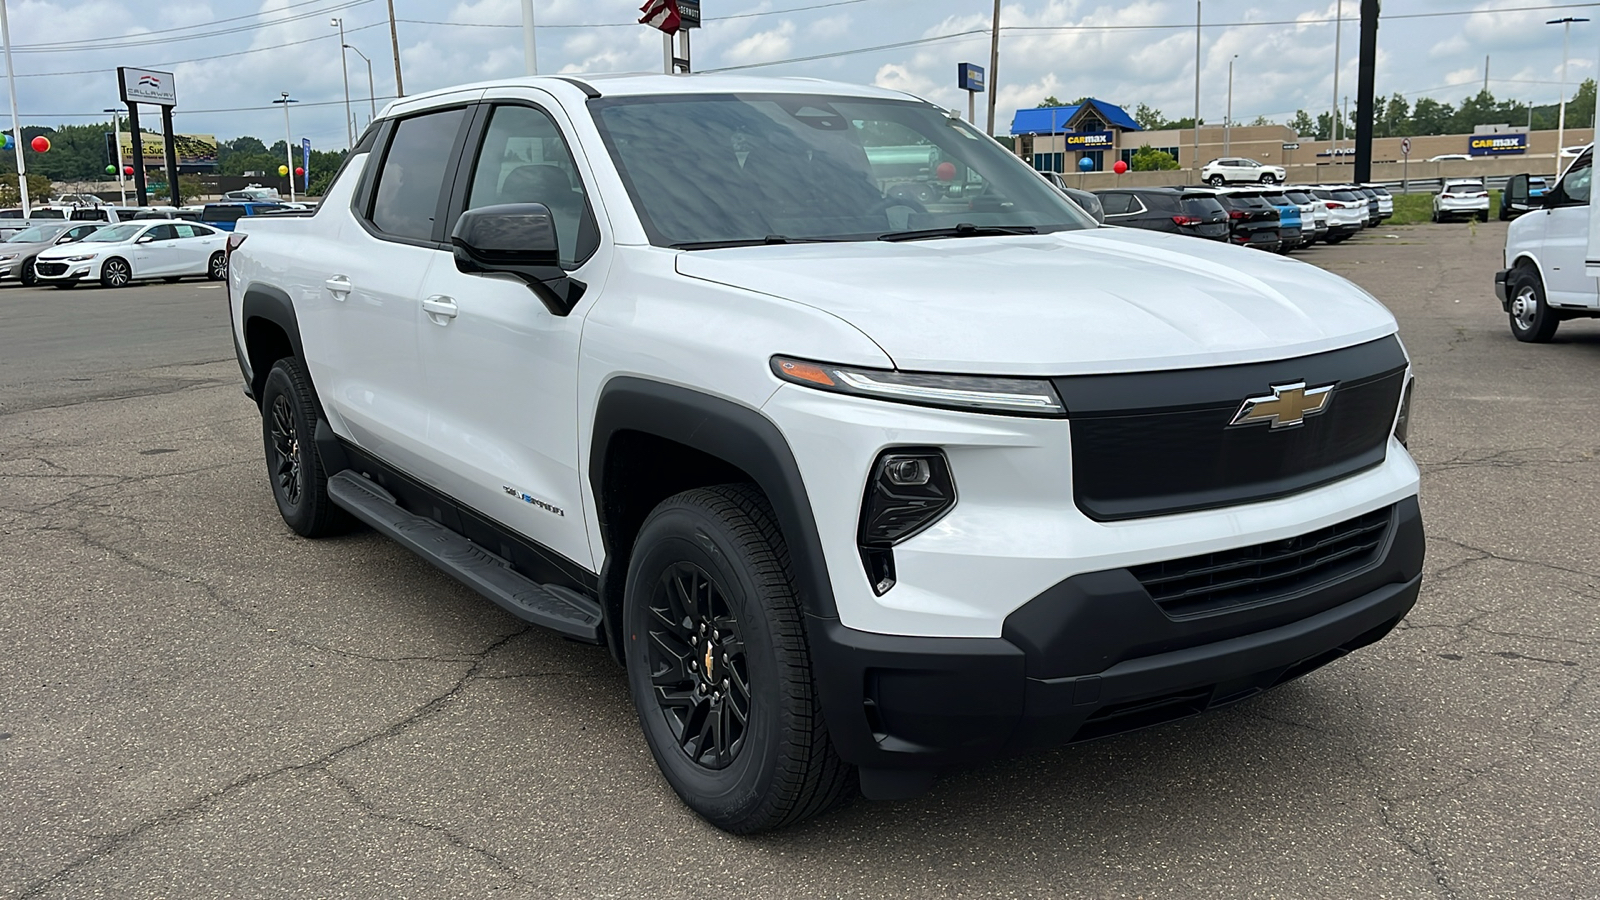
[
  {"left": 589, "top": 377, "right": 839, "bottom": 624},
  {"left": 240, "top": 283, "right": 304, "bottom": 401}
]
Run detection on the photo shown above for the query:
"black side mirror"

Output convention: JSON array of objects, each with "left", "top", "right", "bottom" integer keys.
[
  {"left": 1505, "top": 174, "right": 1529, "bottom": 210},
  {"left": 450, "top": 203, "right": 583, "bottom": 315}
]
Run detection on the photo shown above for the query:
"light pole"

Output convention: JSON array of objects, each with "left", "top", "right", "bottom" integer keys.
[
  {"left": 1225, "top": 54, "right": 1238, "bottom": 155},
  {"left": 1331, "top": 0, "right": 1343, "bottom": 152},
  {"left": 344, "top": 44, "right": 376, "bottom": 129},
  {"left": 1192, "top": 1, "right": 1201, "bottom": 170},
  {"left": 273, "top": 93, "right": 298, "bottom": 203},
  {"left": 332, "top": 17, "right": 353, "bottom": 148},
  {"left": 104, "top": 107, "right": 126, "bottom": 204},
  {"left": 1548, "top": 17, "right": 1589, "bottom": 163},
  {"left": 521, "top": 0, "right": 538, "bottom": 75},
  {"left": 0, "top": 0, "right": 29, "bottom": 216}
]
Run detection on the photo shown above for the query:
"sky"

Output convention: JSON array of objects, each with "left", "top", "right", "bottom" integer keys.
[{"left": 3, "top": 0, "right": 1598, "bottom": 149}]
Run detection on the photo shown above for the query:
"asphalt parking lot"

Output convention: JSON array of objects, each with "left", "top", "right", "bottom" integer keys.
[{"left": 2, "top": 223, "right": 1597, "bottom": 899}]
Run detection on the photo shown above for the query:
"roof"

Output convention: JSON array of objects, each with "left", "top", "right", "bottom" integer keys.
[{"left": 1010, "top": 98, "right": 1141, "bottom": 135}]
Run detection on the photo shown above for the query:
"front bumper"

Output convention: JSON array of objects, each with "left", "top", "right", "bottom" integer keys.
[
  {"left": 811, "top": 496, "right": 1424, "bottom": 776},
  {"left": 1494, "top": 269, "right": 1510, "bottom": 309}
]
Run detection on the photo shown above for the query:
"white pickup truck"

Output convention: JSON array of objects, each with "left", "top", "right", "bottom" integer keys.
[
  {"left": 1495, "top": 146, "right": 1596, "bottom": 341},
  {"left": 227, "top": 73, "right": 1423, "bottom": 832}
]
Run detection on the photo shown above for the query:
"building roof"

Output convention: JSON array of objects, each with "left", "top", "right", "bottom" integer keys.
[{"left": 1010, "top": 98, "right": 1142, "bottom": 135}]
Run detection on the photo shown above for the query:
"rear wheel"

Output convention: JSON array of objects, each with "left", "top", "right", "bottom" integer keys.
[
  {"left": 1207, "top": 175, "right": 1225, "bottom": 186},
  {"left": 1260, "top": 173, "right": 1278, "bottom": 184},
  {"left": 259, "top": 357, "right": 351, "bottom": 537},
  {"left": 18, "top": 256, "right": 36, "bottom": 286},
  {"left": 208, "top": 251, "right": 227, "bottom": 281},
  {"left": 100, "top": 257, "right": 131, "bottom": 288},
  {"left": 1507, "top": 267, "right": 1559, "bottom": 343},
  {"left": 624, "top": 484, "right": 852, "bottom": 833}
]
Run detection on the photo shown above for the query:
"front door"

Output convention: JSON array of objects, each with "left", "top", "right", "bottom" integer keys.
[
  {"left": 1541, "top": 151, "right": 1595, "bottom": 308},
  {"left": 132, "top": 223, "right": 179, "bottom": 277},
  {"left": 412, "top": 93, "right": 609, "bottom": 572}
]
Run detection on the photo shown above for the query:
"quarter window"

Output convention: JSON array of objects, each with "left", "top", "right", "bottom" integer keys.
[
  {"left": 369, "top": 107, "right": 467, "bottom": 242},
  {"left": 463, "top": 104, "right": 597, "bottom": 267}
]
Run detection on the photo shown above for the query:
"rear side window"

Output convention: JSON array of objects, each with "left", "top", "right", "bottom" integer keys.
[
  {"left": 1141, "top": 193, "right": 1177, "bottom": 211},
  {"left": 369, "top": 107, "right": 468, "bottom": 242},
  {"left": 1097, "top": 192, "right": 1133, "bottom": 215},
  {"left": 204, "top": 206, "right": 245, "bottom": 223}
]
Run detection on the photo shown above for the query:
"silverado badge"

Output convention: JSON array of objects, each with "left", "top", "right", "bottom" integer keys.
[{"left": 1229, "top": 381, "right": 1336, "bottom": 430}]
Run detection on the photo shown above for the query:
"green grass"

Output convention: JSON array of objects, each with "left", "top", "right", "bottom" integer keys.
[{"left": 1386, "top": 190, "right": 1500, "bottom": 225}]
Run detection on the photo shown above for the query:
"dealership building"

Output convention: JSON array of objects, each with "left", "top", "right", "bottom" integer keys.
[{"left": 1012, "top": 102, "right": 1594, "bottom": 174}]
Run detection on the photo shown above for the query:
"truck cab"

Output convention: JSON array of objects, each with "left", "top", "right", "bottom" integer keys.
[{"left": 1496, "top": 146, "right": 1596, "bottom": 341}]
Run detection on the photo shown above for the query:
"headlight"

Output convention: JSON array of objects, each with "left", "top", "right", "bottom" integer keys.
[
  {"left": 64, "top": 254, "right": 97, "bottom": 262},
  {"left": 1394, "top": 376, "right": 1413, "bottom": 447},
  {"left": 771, "top": 357, "right": 1066, "bottom": 417}
]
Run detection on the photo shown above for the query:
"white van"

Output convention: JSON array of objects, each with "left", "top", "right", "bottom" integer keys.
[{"left": 1495, "top": 146, "right": 1596, "bottom": 341}]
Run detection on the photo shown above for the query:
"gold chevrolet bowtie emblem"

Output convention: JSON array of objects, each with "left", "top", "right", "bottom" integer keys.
[
  {"left": 1229, "top": 381, "right": 1336, "bottom": 429},
  {"left": 703, "top": 641, "right": 715, "bottom": 680}
]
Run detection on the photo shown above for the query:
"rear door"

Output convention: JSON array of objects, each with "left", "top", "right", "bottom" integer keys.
[
  {"left": 411, "top": 89, "right": 611, "bottom": 572},
  {"left": 171, "top": 223, "right": 211, "bottom": 274}
]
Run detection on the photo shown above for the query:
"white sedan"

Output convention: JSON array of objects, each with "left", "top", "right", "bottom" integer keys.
[{"left": 34, "top": 220, "right": 228, "bottom": 288}]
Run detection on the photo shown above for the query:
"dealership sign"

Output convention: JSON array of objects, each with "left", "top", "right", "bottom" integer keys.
[
  {"left": 118, "top": 67, "right": 177, "bottom": 106},
  {"left": 1469, "top": 133, "right": 1528, "bottom": 156},
  {"left": 958, "top": 62, "right": 985, "bottom": 93},
  {"left": 1065, "top": 130, "right": 1115, "bottom": 149}
]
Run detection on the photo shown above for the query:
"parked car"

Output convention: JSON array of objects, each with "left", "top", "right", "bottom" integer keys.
[
  {"left": 223, "top": 185, "right": 282, "bottom": 202},
  {"left": 1361, "top": 184, "right": 1395, "bottom": 220},
  {"left": 1433, "top": 179, "right": 1489, "bottom": 222},
  {"left": 1351, "top": 186, "right": 1382, "bottom": 226},
  {"left": 1214, "top": 189, "right": 1284, "bottom": 251},
  {"left": 1496, "top": 147, "right": 1595, "bottom": 341},
  {"left": 1200, "top": 157, "right": 1287, "bottom": 186},
  {"left": 1308, "top": 187, "right": 1366, "bottom": 243},
  {"left": 1256, "top": 189, "right": 1307, "bottom": 251},
  {"left": 0, "top": 221, "right": 102, "bottom": 285},
  {"left": 1036, "top": 171, "right": 1105, "bottom": 223},
  {"left": 1427, "top": 154, "right": 1470, "bottom": 162},
  {"left": 1283, "top": 187, "right": 1328, "bottom": 243},
  {"left": 33, "top": 220, "right": 228, "bottom": 288},
  {"left": 228, "top": 73, "right": 1421, "bottom": 832},
  {"left": 201, "top": 201, "right": 288, "bottom": 232},
  {"left": 1094, "top": 187, "right": 1228, "bottom": 240}
]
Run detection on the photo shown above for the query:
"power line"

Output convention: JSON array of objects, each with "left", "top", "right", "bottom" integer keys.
[
  {"left": 12, "top": 0, "right": 376, "bottom": 53},
  {"left": 11, "top": 21, "right": 388, "bottom": 79},
  {"left": 396, "top": 0, "right": 870, "bottom": 30},
  {"left": 10, "top": 0, "right": 367, "bottom": 51},
  {"left": 705, "top": 29, "right": 989, "bottom": 72}
]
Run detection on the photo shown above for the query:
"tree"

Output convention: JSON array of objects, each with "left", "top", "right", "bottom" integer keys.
[
  {"left": 0, "top": 173, "right": 54, "bottom": 206},
  {"left": 1133, "top": 102, "right": 1167, "bottom": 130},
  {"left": 1410, "top": 97, "right": 1454, "bottom": 135},
  {"left": 1382, "top": 94, "right": 1411, "bottom": 137},
  {"left": 1249, "top": 115, "right": 1273, "bottom": 127},
  {"left": 1289, "top": 110, "right": 1316, "bottom": 138},
  {"left": 1129, "top": 144, "right": 1180, "bottom": 171},
  {"left": 1038, "top": 96, "right": 1069, "bottom": 107}
]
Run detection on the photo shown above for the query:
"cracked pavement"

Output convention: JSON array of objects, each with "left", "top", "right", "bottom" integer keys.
[{"left": 2, "top": 227, "right": 1598, "bottom": 898}]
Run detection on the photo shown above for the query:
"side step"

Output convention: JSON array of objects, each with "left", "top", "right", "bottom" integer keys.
[{"left": 327, "top": 470, "right": 603, "bottom": 643}]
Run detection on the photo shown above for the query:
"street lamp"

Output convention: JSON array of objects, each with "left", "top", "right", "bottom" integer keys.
[
  {"left": 1225, "top": 54, "right": 1238, "bottom": 155},
  {"left": 273, "top": 92, "right": 298, "bottom": 203},
  {"left": 1548, "top": 17, "right": 1589, "bottom": 163},
  {"left": 332, "top": 17, "right": 353, "bottom": 148},
  {"left": 103, "top": 107, "right": 126, "bottom": 204},
  {"left": 344, "top": 43, "right": 377, "bottom": 129}
]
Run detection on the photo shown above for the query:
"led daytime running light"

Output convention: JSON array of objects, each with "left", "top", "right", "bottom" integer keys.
[{"left": 772, "top": 357, "right": 1066, "bottom": 417}]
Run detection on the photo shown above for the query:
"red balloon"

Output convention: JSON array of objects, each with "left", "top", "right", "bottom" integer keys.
[
  {"left": 294, "top": 166, "right": 304, "bottom": 176},
  {"left": 30, "top": 135, "right": 49, "bottom": 152},
  {"left": 935, "top": 161, "right": 957, "bottom": 181},
  {"left": 123, "top": 166, "right": 134, "bottom": 175},
  {"left": 1113, "top": 160, "right": 1128, "bottom": 174}
]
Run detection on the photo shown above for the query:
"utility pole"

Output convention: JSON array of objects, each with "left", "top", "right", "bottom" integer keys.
[
  {"left": 1549, "top": 17, "right": 1589, "bottom": 163},
  {"left": 1354, "top": 0, "right": 1379, "bottom": 184},
  {"left": 1484, "top": 54, "right": 1490, "bottom": 95},
  {"left": 522, "top": 0, "right": 538, "bottom": 75},
  {"left": 274, "top": 93, "right": 298, "bottom": 204},
  {"left": 1193, "top": 0, "right": 1201, "bottom": 169},
  {"left": 1331, "top": 0, "right": 1343, "bottom": 151},
  {"left": 986, "top": 0, "right": 1001, "bottom": 135},
  {"left": 387, "top": 0, "right": 405, "bottom": 97},
  {"left": 104, "top": 107, "right": 126, "bottom": 204},
  {"left": 1225, "top": 55, "right": 1237, "bottom": 155},
  {"left": 0, "top": 0, "right": 30, "bottom": 217},
  {"left": 333, "top": 17, "right": 353, "bottom": 148}
]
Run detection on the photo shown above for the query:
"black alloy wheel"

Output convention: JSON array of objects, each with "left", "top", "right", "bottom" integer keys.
[
  {"left": 645, "top": 561, "right": 752, "bottom": 770},
  {"left": 18, "top": 256, "right": 36, "bottom": 286},
  {"left": 258, "top": 357, "right": 350, "bottom": 537},
  {"left": 100, "top": 257, "right": 131, "bottom": 288},
  {"left": 208, "top": 251, "right": 227, "bottom": 280},
  {"left": 268, "top": 392, "right": 303, "bottom": 508}
]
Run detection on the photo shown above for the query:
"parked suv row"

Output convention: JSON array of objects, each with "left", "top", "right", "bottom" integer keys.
[{"left": 1093, "top": 182, "right": 1392, "bottom": 251}]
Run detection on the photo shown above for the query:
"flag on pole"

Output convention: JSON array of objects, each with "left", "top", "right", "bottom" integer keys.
[{"left": 639, "top": 0, "right": 681, "bottom": 34}]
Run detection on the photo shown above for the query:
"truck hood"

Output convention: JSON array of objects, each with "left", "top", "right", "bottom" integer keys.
[{"left": 673, "top": 228, "right": 1398, "bottom": 375}]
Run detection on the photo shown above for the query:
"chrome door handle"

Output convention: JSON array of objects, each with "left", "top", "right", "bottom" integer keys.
[
  {"left": 324, "top": 275, "right": 352, "bottom": 299},
  {"left": 422, "top": 294, "right": 458, "bottom": 324}
]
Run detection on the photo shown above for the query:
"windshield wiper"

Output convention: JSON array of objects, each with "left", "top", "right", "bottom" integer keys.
[
  {"left": 669, "top": 235, "right": 844, "bottom": 250},
  {"left": 877, "top": 223, "right": 1038, "bottom": 242}
]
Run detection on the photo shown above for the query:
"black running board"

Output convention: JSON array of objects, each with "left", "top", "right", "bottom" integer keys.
[{"left": 327, "top": 470, "right": 603, "bottom": 643}]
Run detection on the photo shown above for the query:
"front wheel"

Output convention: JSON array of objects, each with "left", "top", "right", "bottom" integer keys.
[
  {"left": 18, "top": 256, "right": 36, "bottom": 286},
  {"left": 100, "top": 257, "right": 131, "bottom": 288},
  {"left": 1260, "top": 173, "right": 1278, "bottom": 184},
  {"left": 624, "top": 484, "right": 852, "bottom": 833},
  {"left": 1507, "top": 268, "right": 1559, "bottom": 343},
  {"left": 208, "top": 251, "right": 227, "bottom": 281},
  {"left": 1207, "top": 174, "right": 1225, "bottom": 186}
]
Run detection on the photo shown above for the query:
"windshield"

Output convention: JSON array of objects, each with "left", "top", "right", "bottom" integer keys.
[
  {"left": 84, "top": 223, "right": 143, "bottom": 242},
  {"left": 6, "top": 225, "right": 65, "bottom": 243},
  {"left": 591, "top": 93, "right": 1095, "bottom": 246}
]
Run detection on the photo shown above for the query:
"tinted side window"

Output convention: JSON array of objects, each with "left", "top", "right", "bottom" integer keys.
[
  {"left": 1097, "top": 192, "right": 1133, "bottom": 215},
  {"left": 463, "top": 104, "right": 599, "bottom": 267},
  {"left": 204, "top": 206, "right": 245, "bottom": 223},
  {"left": 370, "top": 107, "right": 467, "bottom": 242}
]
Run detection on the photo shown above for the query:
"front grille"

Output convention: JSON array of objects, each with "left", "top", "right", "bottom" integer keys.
[
  {"left": 1056, "top": 336, "right": 1408, "bottom": 521},
  {"left": 34, "top": 262, "right": 67, "bottom": 276},
  {"left": 1130, "top": 504, "right": 1394, "bottom": 618}
]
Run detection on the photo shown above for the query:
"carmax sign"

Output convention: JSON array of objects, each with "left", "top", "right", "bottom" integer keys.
[
  {"left": 1065, "top": 130, "right": 1115, "bottom": 149},
  {"left": 1468, "top": 133, "right": 1528, "bottom": 156}
]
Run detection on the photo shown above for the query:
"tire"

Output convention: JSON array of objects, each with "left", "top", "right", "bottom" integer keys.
[
  {"left": 100, "top": 257, "right": 131, "bottom": 288},
  {"left": 1476, "top": 211, "right": 1489, "bottom": 222},
  {"left": 259, "top": 357, "right": 351, "bottom": 537},
  {"left": 1207, "top": 175, "right": 1225, "bottom": 186},
  {"left": 208, "top": 251, "right": 227, "bottom": 281},
  {"left": 624, "top": 484, "right": 852, "bottom": 833},
  {"left": 1260, "top": 173, "right": 1278, "bottom": 184},
  {"left": 1507, "top": 267, "right": 1559, "bottom": 343},
  {"left": 18, "top": 256, "right": 36, "bottom": 286},
  {"left": 1431, "top": 211, "right": 1441, "bottom": 223}
]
